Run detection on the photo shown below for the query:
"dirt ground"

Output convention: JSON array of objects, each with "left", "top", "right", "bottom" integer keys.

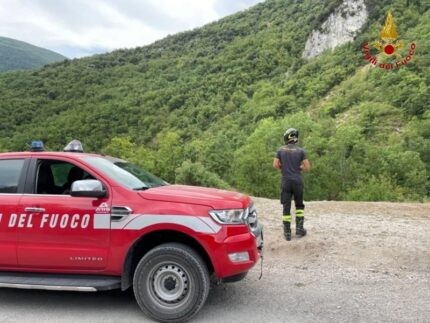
[
  {"left": 0, "top": 199, "right": 429, "bottom": 323},
  {"left": 203, "top": 198, "right": 430, "bottom": 323}
]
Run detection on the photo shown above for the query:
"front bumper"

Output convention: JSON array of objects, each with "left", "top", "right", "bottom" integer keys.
[{"left": 213, "top": 223, "right": 263, "bottom": 279}]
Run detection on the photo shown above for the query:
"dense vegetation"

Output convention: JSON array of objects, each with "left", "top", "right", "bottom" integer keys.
[
  {"left": 0, "top": 0, "right": 428, "bottom": 201},
  {"left": 0, "top": 37, "right": 66, "bottom": 72}
]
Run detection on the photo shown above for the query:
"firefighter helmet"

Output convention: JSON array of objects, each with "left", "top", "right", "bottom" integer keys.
[{"left": 284, "top": 128, "right": 299, "bottom": 144}]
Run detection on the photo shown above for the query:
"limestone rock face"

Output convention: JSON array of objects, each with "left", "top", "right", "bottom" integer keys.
[{"left": 303, "top": 0, "right": 368, "bottom": 58}]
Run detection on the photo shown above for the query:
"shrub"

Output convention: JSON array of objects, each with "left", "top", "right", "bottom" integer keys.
[
  {"left": 342, "top": 175, "right": 407, "bottom": 201},
  {"left": 175, "top": 161, "right": 230, "bottom": 189}
]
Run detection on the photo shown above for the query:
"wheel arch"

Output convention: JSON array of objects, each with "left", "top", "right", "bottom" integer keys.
[{"left": 121, "top": 229, "right": 215, "bottom": 291}]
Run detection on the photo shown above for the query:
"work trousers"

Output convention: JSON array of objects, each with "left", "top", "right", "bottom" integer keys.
[{"left": 281, "top": 178, "right": 305, "bottom": 216}]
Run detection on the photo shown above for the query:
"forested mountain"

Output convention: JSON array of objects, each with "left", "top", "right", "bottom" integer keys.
[
  {"left": 0, "top": 0, "right": 428, "bottom": 201},
  {"left": 0, "top": 37, "right": 66, "bottom": 72}
]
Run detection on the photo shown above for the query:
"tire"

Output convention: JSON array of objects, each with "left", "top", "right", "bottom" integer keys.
[{"left": 133, "top": 243, "right": 210, "bottom": 322}]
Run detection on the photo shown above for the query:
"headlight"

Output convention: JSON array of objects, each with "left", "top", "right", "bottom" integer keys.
[{"left": 209, "top": 208, "right": 248, "bottom": 224}]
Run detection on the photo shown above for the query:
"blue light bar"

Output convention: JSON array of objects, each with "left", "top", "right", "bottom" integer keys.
[{"left": 30, "top": 141, "right": 45, "bottom": 152}]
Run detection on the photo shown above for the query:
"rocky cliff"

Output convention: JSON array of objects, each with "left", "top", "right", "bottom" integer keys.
[{"left": 303, "top": 0, "right": 368, "bottom": 58}]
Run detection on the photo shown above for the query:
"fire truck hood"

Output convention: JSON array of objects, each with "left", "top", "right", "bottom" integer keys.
[{"left": 138, "top": 184, "right": 251, "bottom": 209}]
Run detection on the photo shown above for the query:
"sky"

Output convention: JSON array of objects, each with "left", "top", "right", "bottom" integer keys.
[{"left": 0, "top": 0, "right": 264, "bottom": 58}]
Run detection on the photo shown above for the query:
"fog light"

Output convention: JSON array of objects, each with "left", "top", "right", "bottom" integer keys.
[{"left": 228, "top": 252, "right": 249, "bottom": 263}]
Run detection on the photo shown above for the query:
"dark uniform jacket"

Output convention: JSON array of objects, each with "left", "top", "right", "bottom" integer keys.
[{"left": 276, "top": 143, "right": 307, "bottom": 182}]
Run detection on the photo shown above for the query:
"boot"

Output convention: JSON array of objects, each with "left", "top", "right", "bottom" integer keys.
[
  {"left": 296, "top": 217, "right": 307, "bottom": 237},
  {"left": 283, "top": 222, "right": 291, "bottom": 241}
]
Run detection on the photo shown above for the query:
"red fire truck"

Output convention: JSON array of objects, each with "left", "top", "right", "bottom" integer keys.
[{"left": 0, "top": 140, "right": 263, "bottom": 322}]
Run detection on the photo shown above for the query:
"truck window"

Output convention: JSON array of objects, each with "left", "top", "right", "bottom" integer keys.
[
  {"left": 36, "top": 160, "right": 94, "bottom": 195},
  {"left": 0, "top": 159, "right": 25, "bottom": 193},
  {"left": 83, "top": 157, "right": 167, "bottom": 190}
]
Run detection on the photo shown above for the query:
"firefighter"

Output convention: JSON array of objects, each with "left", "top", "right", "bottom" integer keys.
[{"left": 273, "top": 128, "right": 311, "bottom": 241}]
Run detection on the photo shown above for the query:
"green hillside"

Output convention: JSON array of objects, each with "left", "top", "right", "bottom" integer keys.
[
  {"left": 0, "top": 0, "right": 428, "bottom": 201},
  {"left": 0, "top": 37, "right": 66, "bottom": 72}
]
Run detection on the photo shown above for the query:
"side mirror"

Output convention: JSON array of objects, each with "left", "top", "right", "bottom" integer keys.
[{"left": 70, "top": 180, "right": 106, "bottom": 198}]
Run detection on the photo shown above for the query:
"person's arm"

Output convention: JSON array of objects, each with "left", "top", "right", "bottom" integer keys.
[
  {"left": 273, "top": 158, "right": 281, "bottom": 169},
  {"left": 301, "top": 159, "right": 311, "bottom": 172},
  {"left": 273, "top": 149, "right": 281, "bottom": 170}
]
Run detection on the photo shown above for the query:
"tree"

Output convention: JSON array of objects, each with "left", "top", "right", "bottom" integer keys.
[
  {"left": 103, "top": 137, "right": 155, "bottom": 173},
  {"left": 232, "top": 118, "right": 282, "bottom": 197},
  {"left": 175, "top": 161, "right": 230, "bottom": 189},
  {"left": 154, "top": 131, "right": 184, "bottom": 182}
]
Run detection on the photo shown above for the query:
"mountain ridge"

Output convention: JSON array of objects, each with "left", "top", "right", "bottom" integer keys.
[
  {"left": 0, "top": 0, "right": 428, "bottom": 201},
  {"left": 0, "top": 36, "right": 66, "bottom": 72}
]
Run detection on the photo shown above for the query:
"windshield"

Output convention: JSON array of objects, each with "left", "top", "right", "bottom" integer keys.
[{"left": 83, "top": 157, "right": 167, "bottom": 190}]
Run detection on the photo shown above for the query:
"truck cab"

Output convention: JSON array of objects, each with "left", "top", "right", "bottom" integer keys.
[{"left": 0, "top": 141, "right": 263, "bottom": 322}]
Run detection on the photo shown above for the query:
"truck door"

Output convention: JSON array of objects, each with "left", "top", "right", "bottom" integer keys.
[
  {"left": 17, "top": 157, "right": 111, "bottom": 270},
  {"left": 0, "top": 158, "right": 28, "bottom": 267}
]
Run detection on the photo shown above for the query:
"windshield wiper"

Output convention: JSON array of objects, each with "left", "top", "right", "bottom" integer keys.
[{"left": 133, "top": 186, "right": 150, "bottom": 191}]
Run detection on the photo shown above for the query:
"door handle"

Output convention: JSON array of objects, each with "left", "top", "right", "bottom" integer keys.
[{"left": 24, "top": 207, "right": 46, "bottom": 213}]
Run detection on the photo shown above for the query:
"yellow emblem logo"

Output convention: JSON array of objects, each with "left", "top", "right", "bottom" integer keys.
[
  {"left": 372, "top": 12, "right": 404, "bottom": 57},
  {"left": 362, "top": 11, "right": 416, "bottom": 70}
]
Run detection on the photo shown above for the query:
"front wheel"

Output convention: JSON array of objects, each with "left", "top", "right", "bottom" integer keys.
[{"left": 133, "top": 243, "right": 210, "bottom": 322}]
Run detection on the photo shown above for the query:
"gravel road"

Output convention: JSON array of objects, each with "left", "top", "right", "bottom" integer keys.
[{"left": 0, "top": 198, "right": 429, "bottom": 323}]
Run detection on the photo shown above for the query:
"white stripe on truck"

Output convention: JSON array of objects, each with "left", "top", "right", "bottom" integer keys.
[{"left": 93, "top": 214, "right": 221, "bottom": 234}]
